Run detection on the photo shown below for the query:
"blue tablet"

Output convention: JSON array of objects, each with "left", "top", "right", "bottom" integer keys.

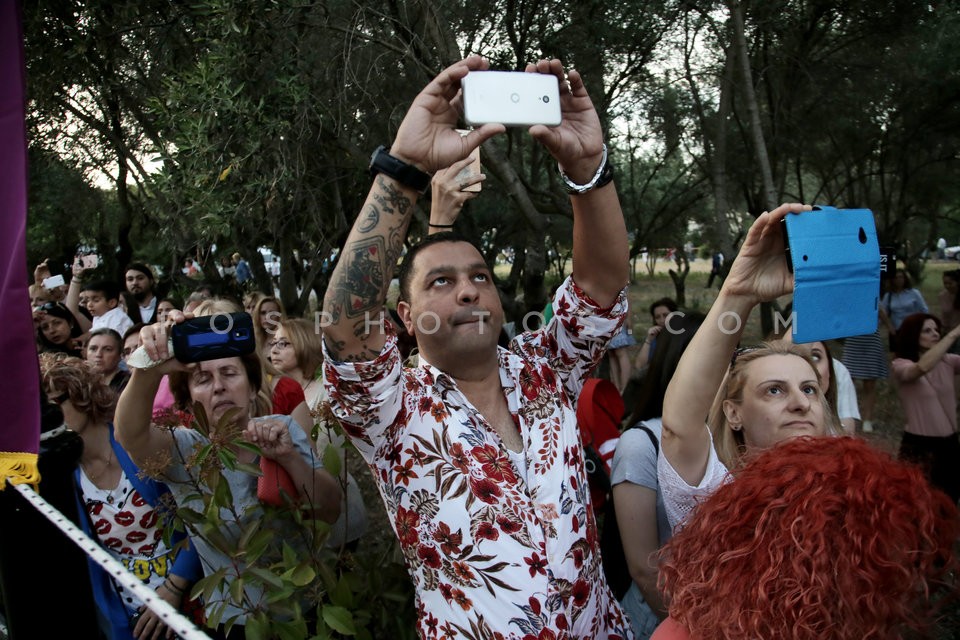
[{"left": 784, "top": 206, "right": 880, "bottom": 342}]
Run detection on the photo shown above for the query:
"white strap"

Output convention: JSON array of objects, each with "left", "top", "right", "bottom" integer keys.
[{"left": 11, "top": 482, "right": 209, "bottom": 640}]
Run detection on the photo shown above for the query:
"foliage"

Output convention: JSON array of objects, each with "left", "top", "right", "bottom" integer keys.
[
  {"left": 26, "top": 148, "right": 118, "bottom": 274},
  {"left": 147, "top": 403, "right": 415, "bottom": 639},
  {"left": 23, "top": 0, "right": 689, "bottom": 316}
]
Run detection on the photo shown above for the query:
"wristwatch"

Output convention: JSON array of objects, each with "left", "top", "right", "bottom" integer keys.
[{"left": 368, "top": 145, "right": 432, "bottom": 194}]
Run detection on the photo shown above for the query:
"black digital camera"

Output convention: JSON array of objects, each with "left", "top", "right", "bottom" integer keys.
[{"left": 171, "top": 312, "right": 256, "bottom": 363}]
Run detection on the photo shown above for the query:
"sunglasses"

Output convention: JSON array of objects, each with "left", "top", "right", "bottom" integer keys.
[
  {"left": 730, "top": 346, "right": 761, "bottom": 368},
  {"left": 40, "top": 302, "right": 67, "bottom": 312}
]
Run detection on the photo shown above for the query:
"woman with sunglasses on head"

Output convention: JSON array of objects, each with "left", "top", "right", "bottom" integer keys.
[
  {"left": 659, "top": 203, "right": 842, "bottom": 528},
  {"left": 771, "top": 324, "right": 860, "bottom": 435},
  {"left": 890, "top": 312, "right": 960, "bottom": 503},
  {"left": 40, "top": 353, "right": 201, "bottom": 640},
  {"left": 654, "top": 205, "right": 956, "bottom": 638},
  {"left": 34, "top": 301, "right": 87, "bottom": 357}
]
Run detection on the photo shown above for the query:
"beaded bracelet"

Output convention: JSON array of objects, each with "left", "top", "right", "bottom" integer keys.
[{"left": 163, "top": 578, "right": 185, "bottom": 596}]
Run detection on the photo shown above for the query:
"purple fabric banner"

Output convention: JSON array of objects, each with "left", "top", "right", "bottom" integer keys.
[{"left": 0, "top": 0, "right": 39, "bottom": 454}]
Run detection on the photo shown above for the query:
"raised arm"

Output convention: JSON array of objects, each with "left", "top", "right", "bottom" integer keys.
[
  {"left": 321, "top": 58, "right": 503, "bottom": 362},
  {"left": 527, "top": 59, "right": 628, "bottom": 306},
  {"left": 661, "top": 203, "right": 811, "bottom": 485},
  {"left": 895, "top": 322, "right": 960, "bottom": 383},
  {"left": 115, "top": 321, "right": 185, "bottom": 467},
  {"left": 428, "top": 155, "right": 485, "bottom": 234},
  {"left": 63, "top": 258, "right": 93, "bottom": 333}
]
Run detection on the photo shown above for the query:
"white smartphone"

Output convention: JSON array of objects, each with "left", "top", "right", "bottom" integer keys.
[
  {"left": 462, "top": 71, "right": 562, "bottom": 127},
  {"left": 42, "top": 274, "right": 65, "bottom": 289}
]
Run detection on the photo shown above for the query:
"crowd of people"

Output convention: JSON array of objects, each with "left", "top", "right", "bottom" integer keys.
[{"left": 21, "top": 56, "right": 960, "bottom": 640}]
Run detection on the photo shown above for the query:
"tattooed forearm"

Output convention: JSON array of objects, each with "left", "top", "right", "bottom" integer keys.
[
  {"left": 374, "top": 175, "right": 413, "bottom": 216},
  {"left": 322, "top": 174, "right": 418, "bottom": 360},
  {"left": 339, "top": 236, "right": 386, "bottom": 317}
]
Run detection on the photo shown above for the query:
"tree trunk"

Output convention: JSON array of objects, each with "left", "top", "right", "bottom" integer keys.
[
  {"left": 479, "top": 140, "right": 549, "bottom": 320},
  {"left": 729, "top": 0, "right": 778, "bottom": 336},
  {"left": 686, "top": 12, "right": 737, "bottom": 283},
  {"left": 668, "top": 248, "right": 691, "bottom": 306}
]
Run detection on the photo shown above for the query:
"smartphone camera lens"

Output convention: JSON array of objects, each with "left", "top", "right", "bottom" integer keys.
[{"left": 542, "top": 96, "right": 550, "bottom": 103}]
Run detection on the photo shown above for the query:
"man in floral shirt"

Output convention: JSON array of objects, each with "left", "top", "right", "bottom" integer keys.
[{"left": 323, "top": 56, "right": 633, "bottom": 640}]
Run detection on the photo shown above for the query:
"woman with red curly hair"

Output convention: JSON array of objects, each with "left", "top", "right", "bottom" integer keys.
[
  {"left": 891, "top": 312, "right": 960, "bottom": 502},
  {"left": 653, "top": 437, "right": 958, "bottom": 639}
]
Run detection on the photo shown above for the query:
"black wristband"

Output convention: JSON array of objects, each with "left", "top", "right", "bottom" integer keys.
[
  {"left": 429, "top": 223, "right": 454, "bottom": 228},
  {"left": 369, "top": 146, "right": 432, "bottom": 194}
]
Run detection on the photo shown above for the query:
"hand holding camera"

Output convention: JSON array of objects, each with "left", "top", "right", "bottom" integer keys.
[
  {"left": 389, "top": 55, "right": 505, "bottom": 176},
  {"left": 721, "top": 203, "right": 812, "bottom": 305},
  {"left": 523, "top": 59, "right": 605, "bottom": 184},
  {"left": 132, "top": 311, "right": 256, "bottom": 370}
]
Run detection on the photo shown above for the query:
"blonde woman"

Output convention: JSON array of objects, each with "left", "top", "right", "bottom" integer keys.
[
  {"left": 269, "top": 317, "right": 370, "bottom": 549},
  {"left": 251, "top": 295, "right": 285, "bottom": 358},
  {"left": 661, "top": 204, "right": 842, "bottom": 528}
]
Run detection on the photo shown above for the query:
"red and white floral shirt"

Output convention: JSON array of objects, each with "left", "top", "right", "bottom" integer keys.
[{"left": 324, "top": 277, "right": 633, "bottom": 640}]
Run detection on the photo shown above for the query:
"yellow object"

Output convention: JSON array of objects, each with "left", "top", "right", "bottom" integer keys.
[{"left": 0, "top": 452, "right": 40, "bottom": 489}]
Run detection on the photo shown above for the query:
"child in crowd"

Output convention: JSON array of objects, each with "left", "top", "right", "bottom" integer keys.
[{"left": 82, "top": 279, "right": 135, "bottom": 336}]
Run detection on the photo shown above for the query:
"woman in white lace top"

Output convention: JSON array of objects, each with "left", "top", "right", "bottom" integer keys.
[{"left": 658, "top": 203, "right": 841, "bottom": 529}]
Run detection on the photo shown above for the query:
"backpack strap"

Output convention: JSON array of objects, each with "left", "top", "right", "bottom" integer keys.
[
  {"left": 637, "top": 422, "right": 660, "bottom": 456},
  {"left": 628, "top": 421, "right": 660, "bottom": 456}
]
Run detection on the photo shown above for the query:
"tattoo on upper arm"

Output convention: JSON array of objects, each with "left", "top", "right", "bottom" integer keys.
[
  {"left": 339, "top": 237, "right": 386, "bottom": 317},
  {"left": 324, "top": 177, "right": 415, "bottom": 361}
]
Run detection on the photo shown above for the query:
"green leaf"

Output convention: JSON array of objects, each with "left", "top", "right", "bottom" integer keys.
[
  {"left": 228, "top": 575, "right": 244, "bottom": 605},
  {"left": 194, "top": 443, "right": 212, "bottom": 466},
  {"left": 199, "top": 568, "right": 227, "bottom": 604},
  {"left": 237, "top": 519, "right": 261, "bottom": 551},
  {"left": 213, "top": 471, "right": 234, "bottom": 506},
  {"left": 282, "top": 541, "right": 301, "bottom": 566},
  {"left": 322, "top": 605, "right": 357, "bottom": 636},
  {"left": 235, "top": 441, "right": 261, "bottom": 455},
  {"left": 265, "top": 586, "right": 296, "bottom": 604},
  {"left": 328, "top": 574, "right": 354, "bottom": 608},
  {"left": 246, "top": 566, "right": 284, "bottom": 589},
  {"left": 277, "top": 619, "right": 309, "bottom": 640},
  {"left": 290, "top": 563, "right": 316, "bottom": 587},
  {"left": 217, "top": 448, "right": 238, "bottom": 471},
  {"left": 244, "top": 613, "right": 269, "bottom": 640},
  {"left": 321, "top": 444, "right": 341, "bottom": 478},
  {"left": 235, "top": 461, "right": 262, "bottom": 477},
  {"left": 244, "top": 529, "right": 273, "bottom": 564}
]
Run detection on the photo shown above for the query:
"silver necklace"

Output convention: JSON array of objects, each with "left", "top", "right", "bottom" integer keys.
[{"left": 82, "top": 447, "right": 120, "bottom": 504}]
